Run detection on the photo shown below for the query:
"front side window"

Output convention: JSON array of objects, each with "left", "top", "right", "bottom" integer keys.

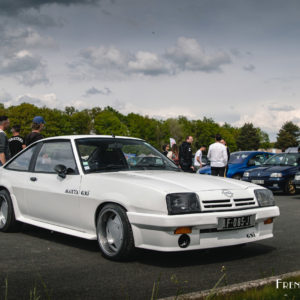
[
  {"left": 5, "top": 144, "right": 38, "bottom": 171},
  {"left": 34, "top": 141, "right": 77, "bottom": 173},
  {"left": 76, "top": 138, "right": 179, "bottom": 173},
  {"left": 250, "top": 154, "right": 266, "bottom": 166}
]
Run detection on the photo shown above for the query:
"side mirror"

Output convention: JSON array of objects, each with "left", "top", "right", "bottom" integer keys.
[{"left": 54, "top": 164, "right": 67, "bottom": 178}]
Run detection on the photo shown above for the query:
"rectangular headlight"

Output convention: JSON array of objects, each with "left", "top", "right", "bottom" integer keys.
[
  {"left": 166, "top": 193, "right": 201, "bottom": 215},
  {"left": 254, "top": 189, "right": 275, "bottom": 207}
]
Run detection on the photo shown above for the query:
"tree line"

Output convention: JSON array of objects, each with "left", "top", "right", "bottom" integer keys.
[{"left": 0, "top": 102, "right": 299, "bottom": 152}]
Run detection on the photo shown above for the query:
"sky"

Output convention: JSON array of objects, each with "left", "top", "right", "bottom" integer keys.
[{"left": 1, "top": 0, "right": 300, "bottom": 141}]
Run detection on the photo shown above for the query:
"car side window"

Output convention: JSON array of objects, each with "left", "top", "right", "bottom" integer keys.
[
  {"left": 5, "top": 144, "right": 38, "bottom": 171},
  {"left": 251, "top": 154, "right": 265, "bottom": 166},
  {"left": 34, "top": 141, "right": 77, "bottom": 174}
]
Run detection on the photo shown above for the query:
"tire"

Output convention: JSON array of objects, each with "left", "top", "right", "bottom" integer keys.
[
  {"left": 0, "top": 189, "right": 21, "bottom": 232},
  {"left": 232, "top": 174, "right": 242, "bottom": 180},
  {"left": 96, "top": 204, "right": 135, "bottom": 261},
  {"left": 284, "top": 179, "right": 296, "bottom": 195}
]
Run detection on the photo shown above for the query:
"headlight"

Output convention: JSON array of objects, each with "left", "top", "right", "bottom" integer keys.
[
  {"left": 254, "top": 189, "right": 275, "bottom": 207},
  {"left": 166, "top": 193, "right": 201, "bottom": 215},
  {"left": 270, "top": 173, "right": 282, "bottom": 178},
  {"left": 295, "top": 174, "right": 300, "bottom": 180},
  {"left": 243, "top": 172, "right": 250, "bottom": 177}
]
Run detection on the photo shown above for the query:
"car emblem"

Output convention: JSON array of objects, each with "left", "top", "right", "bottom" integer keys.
[
  {"left": 222, "top": 189, "right": 233, "bottom": 198},
  {"left": 258, "top": 173, "right": 260, "bottom": 176}
]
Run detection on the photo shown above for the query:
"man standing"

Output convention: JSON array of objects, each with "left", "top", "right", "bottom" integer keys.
[
  {"left": 24, "top": 116, "right": 45, "bottom": 147},
  {"left": 194, "top": 145, "right": 206, "bottom": 172},
  {"left": 179, "top": 135, "right": 194, "bottom": 172},
  {"left": 0, "top": 116, "right": 11, "bottom": 166},
  {"left": 207, "top": 134, "right": 228, "bottom": 177},
  {"left": 8, "top": 125, "right": 24, "bottom": 157},
  {"left": 221, "top": 139, "right": 230, "bottom": 177}
]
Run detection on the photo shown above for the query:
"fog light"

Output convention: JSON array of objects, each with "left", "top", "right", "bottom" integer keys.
[
  {"left": 174, "top": 227, "right": 192, "bottom": 234},
  {"left": 264, "top": 218, "right": 273, "bottom": 225},
  {"left": 178, "top": 234, "right": 190, "bottom": 248}
]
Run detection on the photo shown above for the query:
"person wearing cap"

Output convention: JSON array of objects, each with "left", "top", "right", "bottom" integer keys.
[
  {"left": 8, "top": 125, "right": 25, "bottom": 157},
  {"left": 24, "top": 116, "right": 46, "bottom": 147}
]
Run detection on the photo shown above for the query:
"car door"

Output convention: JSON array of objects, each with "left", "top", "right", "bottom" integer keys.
[
  {"left": 25, "top": 140, "right": 82, "bottom": 230},
  {"left": 3, "top": 143, "right": 41, "bottom": 217}
]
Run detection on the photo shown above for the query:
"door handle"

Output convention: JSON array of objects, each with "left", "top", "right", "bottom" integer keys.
[{"left": 30, "top": 177, "right": 37, "bottom": 182}]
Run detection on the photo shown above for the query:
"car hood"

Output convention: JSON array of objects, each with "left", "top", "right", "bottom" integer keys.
[
  {"left": 249, "top": 165, "right": 299, "bottom": 176},
  {"left": 90, "top": 170, "right": 256, "bottom": 193}
]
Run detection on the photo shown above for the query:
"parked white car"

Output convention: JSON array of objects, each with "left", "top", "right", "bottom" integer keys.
[{"left": 0, "top": 136, "right": 280, "bottom": 260}]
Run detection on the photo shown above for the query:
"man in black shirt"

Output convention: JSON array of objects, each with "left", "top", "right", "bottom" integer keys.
[
  {"left": 25, "top": 116, "right": 45, "bottom": 147},
  {"left": 8, "top": 125, "right": 24, "bottom": 157},
  {"left": 179, "top": 135, "right": 194, "bottom": 172}
]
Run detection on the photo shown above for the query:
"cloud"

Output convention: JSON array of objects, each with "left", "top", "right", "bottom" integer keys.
[
  {"left": 165, "top": 37, "right": 231, "bottom": 73},
  {"left": 268, "top": 104, "right": 295, "bottom": 112},
  {"left": 128, "top": 51, "right": 170, "bottom": 75},
  {"left": 84, "top": 87, "right": 112, "bottom": 97},
  {"left": 0, "top": 50, "right": 49, "bottom": 86},
  {"left": 0, "top": 89, "right": 12, "bottom": 103},
  {"left": 17, "top": 93, "right": 59, "bottom": 108},
  {"left": 243, "top": 64, "right": 255, "bottom": 72},
  {"left": 71, "top": 37, "right": 231, "bottom": 78},
  {"left": 0, "top": 25, "right": 57, "bottom": 51},
  {"left": 0, "top": 0, "right": 101, "bottom": 16}
]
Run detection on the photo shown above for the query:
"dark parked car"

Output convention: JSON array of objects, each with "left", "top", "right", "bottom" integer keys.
[
  {"left": 242, "top": 153, "right": 300, "bottom": 195},
  {"left": 198, "top": 151, "right": 273, "bottom": 180}
]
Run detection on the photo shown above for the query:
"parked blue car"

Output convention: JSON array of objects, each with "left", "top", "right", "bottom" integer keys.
[
  {"left": 198, "top": 151, "right": 273, "bottom": 180},
  {"left": 242, "top": 153, "right": 300, "bottom": 195}
]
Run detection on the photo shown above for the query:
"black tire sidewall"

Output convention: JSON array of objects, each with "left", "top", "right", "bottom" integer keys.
[
  {"left": 0, "top": 190, "right": 16, "bottom": 232},
  {"left": 96, "top": 204, "right": 134, "bottom": 260}
]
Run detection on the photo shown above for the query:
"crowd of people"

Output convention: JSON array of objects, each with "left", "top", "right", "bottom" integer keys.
[
  {"left": 163, "top": 134, "right": 230, "bottom": 177},
  {"left": 0, "top": 115, "right": 46, "bottom": 166},
  {"left": 0, "top": 114, "right": 230, "bottom": 178}
]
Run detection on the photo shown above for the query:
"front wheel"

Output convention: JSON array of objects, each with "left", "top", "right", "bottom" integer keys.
[
  {"left": 0, "top": 190, "right": 21, "bottom": 232},
  {"left": 96, "top": 204, "right": 135, "bottom": 261},
  {"left": 284, "top": 179, "right": 296, "bottom": 195}
]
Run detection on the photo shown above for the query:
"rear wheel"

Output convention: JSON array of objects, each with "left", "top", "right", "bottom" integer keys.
[
  {"left": 96, "top": 204, "right": 135, "bottom": 261},
  {"left": 0, "top": 190, "right": 21, "bottom": 232},
  {"left": 284, "top": 179, "right": 296, "bottom": 195}
]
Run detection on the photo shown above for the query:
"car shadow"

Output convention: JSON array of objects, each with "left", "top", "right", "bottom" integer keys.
[
  {"left": 20, "top": 224, "right": 100, "bottom": 252},
  {"left": 134, "top": 243, "right": 276, "bottom": 268},
  {"left": 19, "top": 224, "right": 276, "bottom": 267}
]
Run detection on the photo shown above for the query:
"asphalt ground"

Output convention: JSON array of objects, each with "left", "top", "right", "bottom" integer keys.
[{"left": 1, "top": 193, "right": 300, "bottom": 300}]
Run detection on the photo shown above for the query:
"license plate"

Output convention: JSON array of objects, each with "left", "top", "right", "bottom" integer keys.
[
  {"left": 252, "top": 179, "right": 264, "bottom": 185},
  {"left": 218, "top": 215, "right": 255, "bottom": 230}
]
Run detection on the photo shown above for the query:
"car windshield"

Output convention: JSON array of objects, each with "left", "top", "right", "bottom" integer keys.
[
  {"left": 76, "top": 138, "right": 180, "bottom": 173},
  {"left": 229, "top": 152, "right": 250, "bottom": 164},
  {"left": 263, "top": 153, "right": 300, "bottom": 166}
]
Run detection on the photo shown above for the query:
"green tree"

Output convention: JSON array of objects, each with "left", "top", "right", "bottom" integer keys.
[
  {"left": 275, "top": 121, "right": 300, "bottom": 151},
  {"left": 236, "top": 123, "right": 260, "bottom": 150},
  {"left": 257, "top": 128, "right": 271, "bottom": 149},
  {"left": 94, "top": 110, "right": 128, "bottom": 136}
]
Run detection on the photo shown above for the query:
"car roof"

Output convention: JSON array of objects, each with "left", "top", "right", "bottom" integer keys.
[
  {"left": 231, "top": 151, "right": 272, "bottom": 154},
  {"left": 39, "top": 135, "right": 144, "bottom": 142}
]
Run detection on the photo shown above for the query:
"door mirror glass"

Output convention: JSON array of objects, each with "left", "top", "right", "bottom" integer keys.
[{"left": 54, "top": 164, "right": 67, "bottom": 178}]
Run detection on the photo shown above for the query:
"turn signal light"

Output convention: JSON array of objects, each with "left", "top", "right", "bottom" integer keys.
[
  {"left": 174, "top": 227, "right": 192, "bottom": 234},
  {"left": 264, "top": 218, "right": 273, "bottom": 225}
]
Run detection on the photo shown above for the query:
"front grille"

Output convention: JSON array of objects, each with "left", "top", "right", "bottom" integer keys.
[{"left": 200, "top": 197, "right": 257, "bottom": 212}]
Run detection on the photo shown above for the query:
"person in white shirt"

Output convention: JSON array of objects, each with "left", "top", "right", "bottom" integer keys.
[
  {"left": 194, "top": 145, "right": 206, "bottom": 171},
  {"left": 207, "top": 134, "right": 228, "bottom": 177}
]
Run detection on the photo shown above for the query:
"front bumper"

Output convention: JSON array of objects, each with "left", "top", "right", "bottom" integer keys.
[
  {"left": 242, "top": 177, "right": 287, "bottom": 191},
  {"left": 127, "top": 206, "right": 280, "bottom": 251}
]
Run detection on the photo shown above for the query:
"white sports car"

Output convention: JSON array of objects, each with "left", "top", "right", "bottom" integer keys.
[{"left": 0, "top": 136, "right": 280, "bottom": 260}]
